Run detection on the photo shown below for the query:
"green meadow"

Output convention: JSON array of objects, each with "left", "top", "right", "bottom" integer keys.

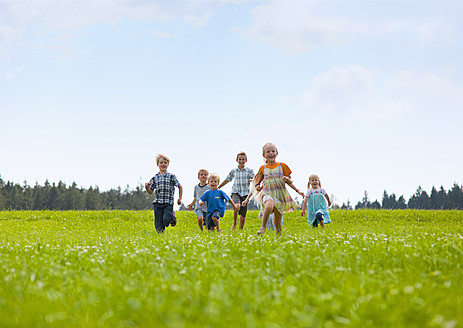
[{"left": 1, "top": 210, "right": 462, "bottom": 327}]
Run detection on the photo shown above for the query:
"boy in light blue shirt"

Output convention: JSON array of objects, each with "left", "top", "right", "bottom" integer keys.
[{"left": 199, "top": 173, "right": 239, "bottom": 232}]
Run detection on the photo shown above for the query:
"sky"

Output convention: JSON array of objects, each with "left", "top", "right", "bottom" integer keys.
[{"left": 1, "top": 0, "right": 462, "bottom": 208}]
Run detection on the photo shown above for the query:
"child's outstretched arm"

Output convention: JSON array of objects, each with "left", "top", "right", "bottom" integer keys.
[
  {"left": 324, "top": 194, "right": 332, "bottom": 207},
  {"left": 301, "top": 196, "right": 309, "bottom": 216},
  {"left": 282, "top": 176, "right": 304, "bottom": 197},
  {"left": 218, "top": 179, "right": 230, "bottom": 189},
  {"left": 242, "top": 191, "right": 253, "bottom": 207},
  {"left": 187, "top": 198, "right": 196, "bottom": 210}
]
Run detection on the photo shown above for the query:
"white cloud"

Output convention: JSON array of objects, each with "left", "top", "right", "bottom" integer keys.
[
  {"left": 240, "top": 0, "right": 460, "bottom": 54},
  {"left": 0, "top": 0, "right": 225, "bottom": 58},
  {"left": 301, "top": 65, "right": 375, "bottom": 113}
]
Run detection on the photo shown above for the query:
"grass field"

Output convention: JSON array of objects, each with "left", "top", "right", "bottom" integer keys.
[{"left": 1, "top": 209, "right": 462, "bottom": 327}]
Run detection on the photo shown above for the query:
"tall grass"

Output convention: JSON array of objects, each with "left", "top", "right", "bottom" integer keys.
[{"left": 1, "top": 210, "right": 462, "bottom": 327}]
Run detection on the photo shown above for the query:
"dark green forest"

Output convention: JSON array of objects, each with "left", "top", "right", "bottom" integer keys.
[{"left": 0, "top": 175, "right": 461, "bottom": 211}]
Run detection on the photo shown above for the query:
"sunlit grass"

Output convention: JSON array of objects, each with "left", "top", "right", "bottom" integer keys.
[{"left": 1, "top": 210, "right": 462, "bottom": 327}]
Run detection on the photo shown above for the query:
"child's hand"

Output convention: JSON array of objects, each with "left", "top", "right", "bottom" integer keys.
[
  {"left": 256, "top": 184, "right": 263, "bottom": 192},
  {"left": 242, "top": 200, "right": 248, "bottom": 207},
  {"left": 298, "top": 191, "right": 305, "bottom": 197},
  {"left": 177, "top": 199, "right": 182, "bottom": 206},
  {"left": 301, "top": 210, "right": 305, "bottom": 216},
  {"left": 187, "top": 204, "right": 192, "bottom": 210}
]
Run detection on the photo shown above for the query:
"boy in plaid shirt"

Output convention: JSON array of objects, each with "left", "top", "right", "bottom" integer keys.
[
  {"left": 218, "top": 151, "right": 254, "bottom": 231},
  {"left": 145, "top": 154, "right": 183, "bottom": 233}
]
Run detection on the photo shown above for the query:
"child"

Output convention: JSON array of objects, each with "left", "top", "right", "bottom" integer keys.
[
  {"left": 301, "top": 174, "right": 332, "bottom": 228},
  {"left": 199, "top": 173, "right": 239, "bottom": 232},
  {"left": 218, "top": 151, "right": 254, "bottom": 231},
  {"left": 187, "top": 169, "right": 210, "bottom": 231},
  {"left": 254, "top": 142, "right": 300, "bottom": 235},
  {"left": 243, "top": 175, "right": 304, "bottom": 231},
  {"left": 145, "top": 154, "right": 183, "bottom": 233}
]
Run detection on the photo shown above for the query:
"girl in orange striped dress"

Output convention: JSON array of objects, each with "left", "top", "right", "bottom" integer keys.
[{"left": 253, "top": 142, "right": 301, "bottom": 235}]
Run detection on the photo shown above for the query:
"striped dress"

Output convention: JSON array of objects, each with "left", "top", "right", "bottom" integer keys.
[{"left": 262, "top": 163, "right": 299, "bottom": 214}]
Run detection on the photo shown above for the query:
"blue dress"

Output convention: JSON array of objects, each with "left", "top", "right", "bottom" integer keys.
[{"left": 306, "top": 188, "right": 331, "bottom": 225}]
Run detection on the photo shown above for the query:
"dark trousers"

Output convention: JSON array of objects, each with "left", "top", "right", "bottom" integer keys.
[{"left": 153, "top": 203, "right": 174, "bottom": 233}]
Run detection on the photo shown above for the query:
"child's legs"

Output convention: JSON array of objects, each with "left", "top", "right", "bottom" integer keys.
[
  {"left": 231, "top": 193, "right": 240, "bottom": 228},
  {"left": 205, "top": 213, "right": 217, "bottom": 230},
  {"left": 266, "top": 213, "right": 275, "bottom": 230},
  {"left": 196, "top": 210, "right": 205, "bottom": 231},
  {"left": 261, "top": 196, "right": 275, "bottom": 230},
  {"left": 162, "top": 204, "right": 175, "bottom": 227},
  {"left": 211, "top": 211, "right": 221, "bottom": 232},
  {"left": 153, "top": 203, "right": 166, "bottom": 233},
  {"left": 238, "top": 195, "right": 248, "bottom": 229},
  {"left": 273, "top": 211, "right": 283, "bottom": 234}
]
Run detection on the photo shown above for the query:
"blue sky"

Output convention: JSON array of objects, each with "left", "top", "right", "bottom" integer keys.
[{"left": 1, "top": 0, "right": 462, "bottom": 207}]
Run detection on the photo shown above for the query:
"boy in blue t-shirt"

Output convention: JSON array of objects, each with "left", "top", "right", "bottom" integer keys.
[{"left": 199, "top": 173, "right": 239, "bottom": 232}]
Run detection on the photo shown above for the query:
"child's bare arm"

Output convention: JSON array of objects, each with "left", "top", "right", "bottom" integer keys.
[
  {"left": 282, "top": 176, "right": 304, "bottom": 197},
  {"left": 242, "top": 192, "right": 253, "bottom": 207},
  {"left": 301, "top": 196, "right": 309, "bottom": 216},
  {"left": 288, "top": 182, "right": 304, "bottom": 197},
  {"left": 254, "top": 173, "right": 264, "bottom": 191},
  {"left": 177, "top": 184, "right": 183, "bottom": 205},
  {"left": 218, "top": 180, "right": 229, "bottom": 189},
  {"left": 325, "top": 194, "right": 332, "bottom": 207},
  {"left": 187, "top": 198, "right": 196, "bottom": 210}
]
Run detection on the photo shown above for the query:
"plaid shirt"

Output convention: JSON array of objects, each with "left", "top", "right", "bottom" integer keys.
[
  {"left": 149, "top": 171, "right": 180, "bottom": 205},
  {"left": 226, "top": 167, "right": 254, "bottom": 197}
]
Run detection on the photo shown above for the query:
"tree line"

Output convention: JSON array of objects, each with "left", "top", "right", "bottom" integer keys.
[
  {"left": 0, "top": 175, "right": 461, "bottom": 211},
  {"left": 0, "top": 175, "right": 260, "bottom": 211},
  {"left": 348, "top": 184, "right": 463, "bottom": 210}
]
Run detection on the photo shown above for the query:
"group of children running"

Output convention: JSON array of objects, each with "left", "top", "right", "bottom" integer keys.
[{"left": 145, "top": 142, "right": 332, "bottom": 234}]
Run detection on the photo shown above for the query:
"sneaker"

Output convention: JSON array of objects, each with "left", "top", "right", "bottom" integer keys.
[{"left": 170, "top": 220, "right": 177, "bottom": 227}]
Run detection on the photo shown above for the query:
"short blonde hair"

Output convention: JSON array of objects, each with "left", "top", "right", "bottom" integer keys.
[
  {"left": 262, "top": 142, "right": 277, "bottom": 153},
  {"left": 156, "top": 154, "right": 170, "bottom": 164},
  {"left": 308, "top": 174, "right": 321, "bottom": 188},
  {"left": 208, "top": 173, "right": 220, "bottom": 183},
  {"left": 198, "top": 169, "right": 209, "bottom": 177},
  {"left": 236, "top": 151, "right": 247, "bottom": 160}
]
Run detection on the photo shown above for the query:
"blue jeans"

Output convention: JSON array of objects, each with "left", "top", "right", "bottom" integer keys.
[{"left": 153, "top": 203, "right": 175, "bottom": 233}]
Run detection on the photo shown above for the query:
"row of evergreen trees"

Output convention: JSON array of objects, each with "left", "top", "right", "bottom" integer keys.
[
  {"left": 350, "top": 184, "right": 463, "bottom": 210},
  {"left": 0, "top": 175, "right": 461, "bottom": 211},
  {"left": 0, "top": 176, "right": 260, "bottom": 211}
]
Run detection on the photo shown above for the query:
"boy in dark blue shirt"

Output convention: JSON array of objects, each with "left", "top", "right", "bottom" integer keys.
[{"left": 199, "top": 173, "right": 239, "bottom": 232}]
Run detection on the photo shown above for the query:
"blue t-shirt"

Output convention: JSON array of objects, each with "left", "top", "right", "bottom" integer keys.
[{"left": 200, "top": 189, "right": 230, "bottom": 217}]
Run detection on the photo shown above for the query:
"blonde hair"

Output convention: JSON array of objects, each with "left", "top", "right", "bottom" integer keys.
[
  {"left": 262, "top": 142, "right": 277, "bottom": 154},
  {"left": 236, "top": 151, "right": 247, "bottom": 160},
  {"left": 308, "top": 174, "right": 321, "bottom": 188},
  {"left": 208, "top": 173, "right": 220, "bottom": 183},
  {"left": 156, "top": 154, "right": 170, "bottom": 164},
  {"left": 198, "top": 169, "right": 209, "bottom": 177}
]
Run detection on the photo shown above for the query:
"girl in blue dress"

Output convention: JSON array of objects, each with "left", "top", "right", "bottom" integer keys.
[{"left": 301, "top": 174, "right": 332, "bottom": 228}]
